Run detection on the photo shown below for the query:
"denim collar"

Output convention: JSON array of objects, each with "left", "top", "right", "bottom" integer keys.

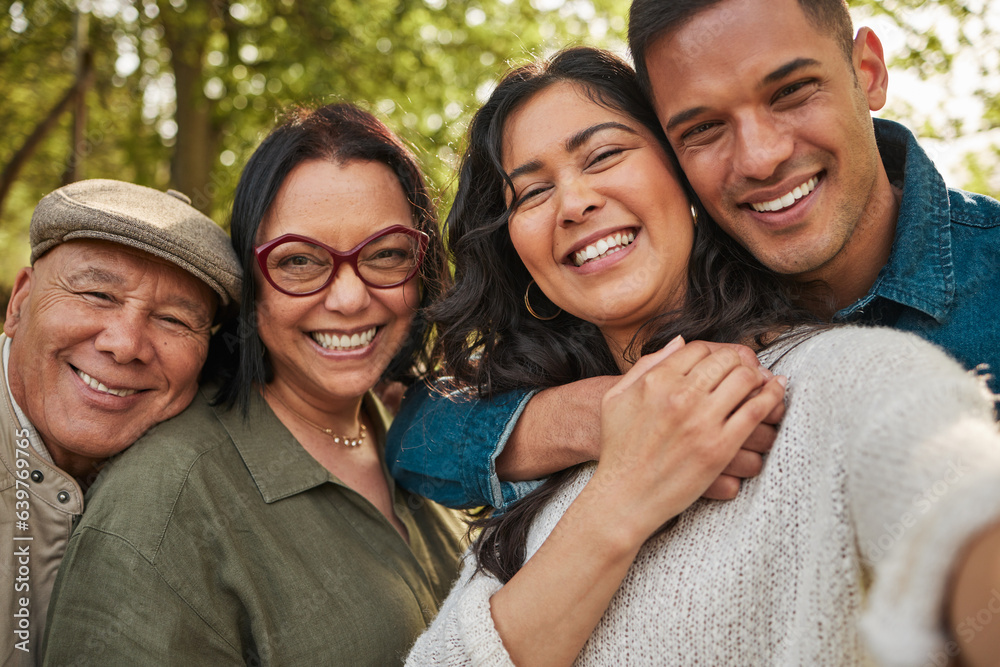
[{"left": 834, "top": 118, "right": 954, "bottom": 323}]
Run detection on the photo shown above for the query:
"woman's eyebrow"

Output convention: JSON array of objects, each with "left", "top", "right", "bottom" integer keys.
[
  {"left": 508, "top": 122, "right": 638, "bottom": 181},
  {"left": 509, "top": 159, "right": 543, "bottom": 182},
  {"left": 565, "top": 121, "right": 637, "bottom": 152}
]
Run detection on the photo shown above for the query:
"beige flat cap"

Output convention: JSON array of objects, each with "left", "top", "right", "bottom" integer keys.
[{"left": 30, "top": 179, "right": 242, "bottom": 306}]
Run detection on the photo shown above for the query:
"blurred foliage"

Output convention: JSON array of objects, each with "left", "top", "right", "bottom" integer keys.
[
  {"left": 1, "top": 0, "right": 998, "bottom": 292},
  {"left": 0, "top": 0, "right": 630, "bottom": 286}
]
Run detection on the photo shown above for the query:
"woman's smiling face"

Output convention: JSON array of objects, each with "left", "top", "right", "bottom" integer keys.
[
  {"left": 254, "top": 158, "right": 419, "bottom": 403},
  {"left": 502, "top": 81, "right": 695, "bottom": 353}
]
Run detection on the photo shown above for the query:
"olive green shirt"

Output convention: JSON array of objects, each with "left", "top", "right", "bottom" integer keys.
[{"left": 41, "top": 387, "right": 464, "bottom": 665}]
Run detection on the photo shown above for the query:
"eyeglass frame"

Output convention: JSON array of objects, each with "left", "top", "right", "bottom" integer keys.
[{"left": 254, "top": 224, "right": 430, "bottom": 297}]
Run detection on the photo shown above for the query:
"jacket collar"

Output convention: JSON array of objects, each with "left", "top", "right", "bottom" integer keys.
[
  {"left": 211, "top": 386, "right": 391, "bottom": 504},
  {"left": 0, "top": 333, "right": 83, "bottom": 515},
  {"left": 835, "top": 118, "right": 955, "bottom": 323}
]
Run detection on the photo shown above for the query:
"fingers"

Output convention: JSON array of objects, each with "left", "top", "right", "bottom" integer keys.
[
  {"left": 762, "top": 392, "right": 786, "bottom": 425},
  {"left": 722, "top": 376, "right": 786, "bottom": 445},
  {"left": 740, "top": 423, "right": 778, "bottom": 455},
  {"left": 720, "top": 448, "right": 764, "bottom": 478},
  {"left": 699, "top": 341, "right": 770, "bottom": 377},
  {"left": 701, "top": 475, "right": 741, "bottom": 500},
  {"left": 609, "top": 335, "right": 686, "bottom": 397}
]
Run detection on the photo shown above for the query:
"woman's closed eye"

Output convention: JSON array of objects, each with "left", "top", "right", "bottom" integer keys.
[
  {"left": 586, "top": 147, "right": 626, "bottom": 170},
  {"left": 514, "top": 183, "right": 553, "bottom": 209}
]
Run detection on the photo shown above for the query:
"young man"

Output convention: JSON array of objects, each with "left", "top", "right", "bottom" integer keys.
[
  {"left": 631, "top": 0, "right": 999, "bottom": 375},
  {"left": 1, "top": 179, "right": 240, "bottom": 664}
]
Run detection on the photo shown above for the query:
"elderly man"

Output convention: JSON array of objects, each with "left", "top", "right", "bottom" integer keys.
[{"left": 1, "top": 179, "right": 240, "bottom": 664}]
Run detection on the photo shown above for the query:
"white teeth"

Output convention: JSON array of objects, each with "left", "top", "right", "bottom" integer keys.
[
  {"left": 573, "top": 230, "right": 636, "bottom": 267},
  {"left": 75, "top": 369, "right": 138, "bottom": 397},
  {"left": 750, "top": 176, "right": 819, "bottom": 213},
  {"left": 311, "top": 327, "right": 377, "bottom": 351}
]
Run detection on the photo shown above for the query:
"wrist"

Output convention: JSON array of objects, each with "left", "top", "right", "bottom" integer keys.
[{"left": 571, "top": 468, "right": 663, "bottom": 555}]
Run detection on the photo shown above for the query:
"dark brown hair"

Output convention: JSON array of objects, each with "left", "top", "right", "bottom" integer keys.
[
  {"left": 432, "top": 47, "right": 819, "bottom": 583},
  {"left": 628, "top": 0, "right": 856, "bottom": 99},
  {"left": 211, "top": 103, "right": 449, "bottom": 415}
]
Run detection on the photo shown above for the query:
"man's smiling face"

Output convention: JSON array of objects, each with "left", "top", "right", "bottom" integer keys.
[
  {"left": 646, "top": 0, "right": 892, "bottom": 282},
  {"left": 4, "top": 240, "right": 215, "bottom": 476}
]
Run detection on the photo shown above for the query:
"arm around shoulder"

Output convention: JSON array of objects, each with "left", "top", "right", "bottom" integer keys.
[{"left": 386, "top": 381, "right": 535, "bottom": 508}]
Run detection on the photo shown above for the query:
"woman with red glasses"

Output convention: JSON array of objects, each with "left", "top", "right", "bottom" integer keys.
[{"left": 41, "top": 104, "right": 466, "bottom": 664}]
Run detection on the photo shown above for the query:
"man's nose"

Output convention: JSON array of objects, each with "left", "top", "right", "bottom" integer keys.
[
  {"left": 732, "top": 113, "right": 794, "bottom": 182},
  {"left": 94, "top": 309, "right": 156, "bottom": 365}
]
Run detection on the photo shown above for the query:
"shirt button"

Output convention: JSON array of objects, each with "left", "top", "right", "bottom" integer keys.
[
  {"left": 57, "top": 491, "right": 71, "bottom": 504},
  {"left": 30, "top": 470, "right": 44, "bottom": 483}
]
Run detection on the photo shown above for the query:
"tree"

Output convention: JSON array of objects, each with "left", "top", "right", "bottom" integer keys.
[
  {"left": 0, "top": 0, "right": 631, "bottom": 285},
  {"left": 2, "top": 0, "right": 998, "bottom": 291}
]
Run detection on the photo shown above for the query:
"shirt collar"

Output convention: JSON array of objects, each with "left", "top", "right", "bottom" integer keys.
[
  {"left": 210, "top": 386, "right": 392, "bottom": 504},
  {"left": 835, "top": 118, "right": 955, "bottom": 323},
  {"left": 1, "top": 333, "right": 54, "bottom": 463}
]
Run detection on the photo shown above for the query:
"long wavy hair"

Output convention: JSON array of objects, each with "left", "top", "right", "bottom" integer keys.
[
  {"left": 431, "top": 47, "right": 820, "bottom": 583},
  {"left": 210, "top": 103, "right": 450, "bottom": 415}
]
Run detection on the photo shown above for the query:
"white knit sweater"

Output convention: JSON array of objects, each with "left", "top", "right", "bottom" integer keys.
[{"left": 407, "top": 327, "right": 1000, "bottom": 666}]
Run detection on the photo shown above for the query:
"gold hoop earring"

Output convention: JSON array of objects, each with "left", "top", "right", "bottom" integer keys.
[
  {"left": 690, "top": 203, "right": 699, "bottom": 227},
  {"left": 524, "top": 279, "right": 561, "bottom": 321}
]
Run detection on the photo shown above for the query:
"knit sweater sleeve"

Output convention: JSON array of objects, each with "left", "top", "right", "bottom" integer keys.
[
  {"left": 785, "top": 327, "right": 1000, "bottom": 666},
  {"left": 405, "top": 551, "right": 515, "bottom": 666}
]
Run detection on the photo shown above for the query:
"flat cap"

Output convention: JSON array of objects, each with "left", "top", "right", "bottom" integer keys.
[{"left": 30, "top": 179, "right": 241, "bottom": 305}]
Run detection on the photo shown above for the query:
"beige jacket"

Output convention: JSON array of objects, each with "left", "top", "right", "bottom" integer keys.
[{"left": 0, "top": 334, "right": 83, "bottom": 666}]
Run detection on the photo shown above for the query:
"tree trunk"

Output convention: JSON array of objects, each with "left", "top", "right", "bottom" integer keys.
[
  {"left": 62, "top": 11, "right": 91, "bottom": 186},
  {"left": 168, "top": 43, "right": 218, "bottom": 213}
]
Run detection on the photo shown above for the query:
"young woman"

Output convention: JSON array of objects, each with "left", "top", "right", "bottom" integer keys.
[{"left": 406, "top": 48, "right": 1000, "bottom": 666}]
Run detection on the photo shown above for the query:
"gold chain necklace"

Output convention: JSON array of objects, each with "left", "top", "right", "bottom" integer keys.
[{"left": 267, "top": 390, "right": 367, "bottom": 447}]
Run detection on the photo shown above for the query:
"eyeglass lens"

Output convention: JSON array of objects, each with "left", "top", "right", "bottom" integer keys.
[{"left": 264, "top": 231, "right": 422, "bottom": 293}]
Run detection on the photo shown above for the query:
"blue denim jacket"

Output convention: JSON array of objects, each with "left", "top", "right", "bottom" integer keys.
[{"left": 386, "top": 118, "right": 1000, "bottom": 510}]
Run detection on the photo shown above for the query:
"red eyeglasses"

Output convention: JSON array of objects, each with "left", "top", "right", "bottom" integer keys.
[{"left": 254, "top": 225, "right": 429, "bottom": 296}]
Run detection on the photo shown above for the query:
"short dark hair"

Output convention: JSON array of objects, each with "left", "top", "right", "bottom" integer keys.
[
  {"left": 628, "top": 0, "right": 855, "bottom": 98},
  {"left": 212, "top": 103, "right": 449, "bottom": 415}
]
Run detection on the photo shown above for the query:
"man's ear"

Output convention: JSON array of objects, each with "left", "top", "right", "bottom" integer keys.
[
  {"left": 4, "top": 267, "right": 33, "bottom": 337},
  {"left": 853, "top": 27, "right": 889, "bottom": 112}
]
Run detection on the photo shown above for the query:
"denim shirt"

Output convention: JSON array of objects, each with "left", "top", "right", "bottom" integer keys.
[
  {"left": 835, "top": 119, "right": 1000, "bottom": 392},
  {"left": 386, "top": 118, "right": 1000, "bottom": 511}
]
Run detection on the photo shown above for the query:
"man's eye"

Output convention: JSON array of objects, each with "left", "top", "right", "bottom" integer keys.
[
  {"left": 85, "top": 292, "right": 113, "bottom": 302},
  {"left": 682, "top": 122, "right": 716, "bottom": 139},
  {"left": 160, "top": 315, "right": 197, "bottom": 331},
  {"left": 774, "top": 80, "right": 815, "bottom": 103}
]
